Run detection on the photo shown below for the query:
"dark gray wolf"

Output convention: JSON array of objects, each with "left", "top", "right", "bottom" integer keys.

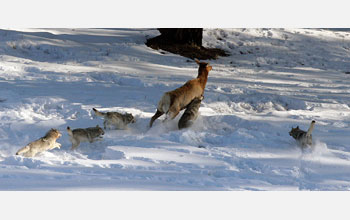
[
  {"left": 67, "top": 125, "right": 105, "bottom": 150},
  {"left": 178, "top": 96, "right": 203, "bottom": 129},
  {"left": 289, "top": 120, "right": 315, "bottom": 148},
  {"left": 93, "top": 108, "right": 135, "bottom": 130}
]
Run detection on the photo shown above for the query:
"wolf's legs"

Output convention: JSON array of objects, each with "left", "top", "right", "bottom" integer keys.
[
  {"left": 92, "top": 137, "right": 103, "bottom": 142},
  {"left": 52, "top": 142, "right": 61, "bottom": 150},
  {"left": 89, "top": 137, "right": 97, "bottom": 143},
  {"left": 71, "top": 140, "right": 80, "bottom": 150},
  {"left": 103, "top": 121, "right": 107, "bottom": 130}
]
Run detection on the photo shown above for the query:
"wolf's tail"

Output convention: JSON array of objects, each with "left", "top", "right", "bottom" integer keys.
[
  {"left": 66, "top": 126, "right": 73, "bottom": 136},
  {"left": 15, "top": 145, "right": 30, "bottom": 156},
  {"left": 92, "top": 108, "right": 105, "bottom": 117},
  {"left": 306, "top": 120, "right": 316, "bottom": 137}
]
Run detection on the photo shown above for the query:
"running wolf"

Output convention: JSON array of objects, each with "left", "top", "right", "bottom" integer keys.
[
  {"left": 178, "top": 96, "right": 203, "bottom": 129},
  {"left": 93, "top": 108, "right": 135, "bottom": 130},
  {"left": 15, "top": 129, "right": 62, "bottom": 157},
  {"left": 289, "top": 120, "right": 316, "bottom": 147},
  {"left": 67, "top": 125, "right": 105, "bottom": 150}
]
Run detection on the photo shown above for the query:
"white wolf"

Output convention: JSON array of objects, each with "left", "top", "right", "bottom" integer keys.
[{"left": 15, "top": 128, "right": 62, "bottom": 157}]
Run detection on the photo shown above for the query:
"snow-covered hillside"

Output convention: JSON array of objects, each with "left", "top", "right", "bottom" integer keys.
[{"left": 0, "top": 28, "right": 349, "bottom": 190}]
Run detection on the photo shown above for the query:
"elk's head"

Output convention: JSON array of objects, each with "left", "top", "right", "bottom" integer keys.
[{"left": 195, "top": 59, "right": 212, "bottom": 77}]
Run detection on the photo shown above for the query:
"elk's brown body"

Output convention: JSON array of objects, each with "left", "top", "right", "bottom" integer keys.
[{"left": 149, "top": 59, "right": 212, "bottom": 127}]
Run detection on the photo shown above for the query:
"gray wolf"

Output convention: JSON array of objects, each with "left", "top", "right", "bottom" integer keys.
[
  {"left": 67, "top": 125, "right": 105, "bottom": 150},
  {"left": 289, "top": 120, "right": 315, "bottom": 148},
  {"left": 93, "top": 108, "right": 135, "bottom": 130},
  {"left": 15, "top": 129, "right": 62, "bottom": 157},
  {"left": 149, "top": 59, "right": 212, "bottom": 127},
  {"left": 178, "top": 96, "right": 203, "bottom": 129}
]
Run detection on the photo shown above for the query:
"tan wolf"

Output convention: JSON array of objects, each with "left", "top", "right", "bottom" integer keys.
[
  {"left": 289, "top": 120, "right": 315, "bottom": 148},
  {"left": 149, "top": 59, "right": 212, "bottom": 127},
  {"left": 178, "top": 96, "right": 203, "bottom": 129},
  {"left": 93, "top": 108, "right": 135, "bottom": 130},
  {"left": 67, "top": 125, "right": 105, "bottom": 150},
  {"left": 15, "top": 129, "right": 62, "bottom": 157}
]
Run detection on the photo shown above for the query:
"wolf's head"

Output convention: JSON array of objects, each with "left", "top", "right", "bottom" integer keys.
[
  {"left": 46, "top": 128, "right": 62, "bottom": 140},
  {"left": 289, "top": 126, "right": 301, "bottom": 138},
  {"left": 95, "top": 125, "right": 105, "bottom": 135},
  {"left": 125, "top": 113, "right": 136, "bottom": 124}
]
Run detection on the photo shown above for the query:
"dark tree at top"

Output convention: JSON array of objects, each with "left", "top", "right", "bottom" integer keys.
[
  {"left": 157, "top": 28, "right": 203, "bottom": 47},
  {"left": 146, "top": 28, "right": 228, "bottom": 60}
]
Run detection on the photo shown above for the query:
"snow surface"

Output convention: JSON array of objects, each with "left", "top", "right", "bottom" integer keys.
[{"left": 0, "top": 28, "right": 349, "bottom": 190}]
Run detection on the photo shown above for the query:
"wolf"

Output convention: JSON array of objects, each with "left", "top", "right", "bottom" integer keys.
[
  {"left": 289, "top": 120, "right": 316, "bottom": 148},
  {"left": 178, "top": 96, "right": 203, "bottom": 129},
  {"left": 67, "top": 125, "right": 105, "bottom": 150},
  {"left": 93, "top": 108, "right": 135, "bottom": 130},
  {"left": 15, "top": 129, "right": 62, "bottom": 157}
]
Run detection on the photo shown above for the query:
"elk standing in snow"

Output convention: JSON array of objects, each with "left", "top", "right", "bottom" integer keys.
[{"left": 149, "top": 59, "right": 212, "bottom": 127}]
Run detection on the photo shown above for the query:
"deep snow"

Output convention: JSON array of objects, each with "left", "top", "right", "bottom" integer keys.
[{"left": 0, "top": 28, "right": 349, "bottom": 190}]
